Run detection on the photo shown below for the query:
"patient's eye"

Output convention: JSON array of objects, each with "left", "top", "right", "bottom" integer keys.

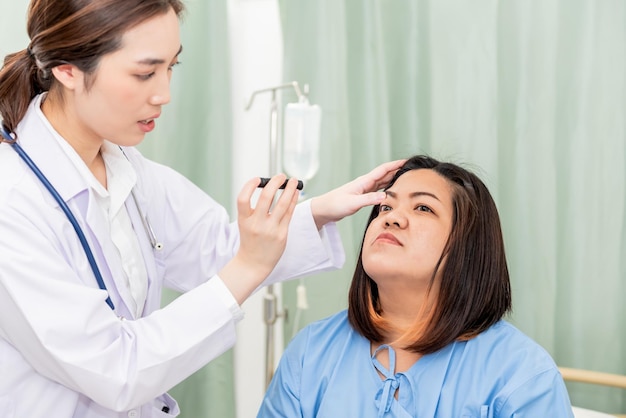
[
  {"left": 416, "top": 205, "right": 433, "bottom": 213},
  {"left": 380, "top": 204, "right": 392, "bottom": 212}
]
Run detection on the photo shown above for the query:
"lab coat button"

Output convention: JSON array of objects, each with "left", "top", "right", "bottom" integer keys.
[{"left": 127, "top": 410, "right": 138, "bottom": 417}]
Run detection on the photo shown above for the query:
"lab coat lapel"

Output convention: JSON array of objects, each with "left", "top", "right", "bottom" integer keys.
[
  {"left": 16, "top": 96, "right": 86, "bottom": 204},
  {"left": 16, "top": 96, "right": 139, "bottom": 318},
  {"left": 82, "top": 192, "right": 137, "bottom": 319}
]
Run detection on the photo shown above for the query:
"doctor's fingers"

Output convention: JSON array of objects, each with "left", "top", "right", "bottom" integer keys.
[
  {"left": 236, "top": 175, "right": 298, "bottom": 225},
  {"left": 236, "top": 174, "right": 291, "bottom": 215},
  {"left": 236, "top": 177, "right": 265, "bottom": 218},
  {"left": 267, "top": 177, "right": 299, "bottom": 224},
  {"left": 252, "top": 174, "right": 288, "bottom": 215},
  {"left": 235, "top": 182, "right": 297, "bottom": 263},
  {"left": 356, "top": 159, "right": 406, "bottom": 193}
]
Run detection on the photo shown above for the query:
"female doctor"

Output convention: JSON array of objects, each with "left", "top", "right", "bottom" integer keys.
[{"left": 0, "top": 0, "right": 404, "bottom": 416}]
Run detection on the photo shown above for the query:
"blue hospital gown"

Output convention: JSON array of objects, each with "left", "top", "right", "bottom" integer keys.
[{"left": 258, "top": 310, "right": 573, "bottom": 418}]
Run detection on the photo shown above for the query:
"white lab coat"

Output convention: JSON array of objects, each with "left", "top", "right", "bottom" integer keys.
[{"left": 0, "top": 97, "right": 345, "bottom": 417}]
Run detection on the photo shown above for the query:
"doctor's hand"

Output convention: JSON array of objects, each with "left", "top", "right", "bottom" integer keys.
[
  {"left": 310, "top": 159, "right": 406, "bottom": 229},
  {"left": 218, "top": 174, "right": 299, "bottom": 305}
]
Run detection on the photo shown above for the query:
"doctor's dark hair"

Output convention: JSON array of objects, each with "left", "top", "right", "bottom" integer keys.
[
  {"left": 0, "top": 0, "right": 185, "bottom": 137},
  {"left": 347, "top": 155, "right": 512, "bottom": 354}
]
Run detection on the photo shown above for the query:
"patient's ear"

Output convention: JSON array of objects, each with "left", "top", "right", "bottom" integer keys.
[{"left": 50, "top": 63, "right": 85, "bottom": 91}]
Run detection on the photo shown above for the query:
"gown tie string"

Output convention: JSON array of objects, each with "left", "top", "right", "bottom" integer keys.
[{"left": 372, "top": 344, "right": 399, "bottom": 418}]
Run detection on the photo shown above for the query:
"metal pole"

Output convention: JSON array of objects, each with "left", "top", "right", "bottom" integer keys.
[
  {"left": 263, "top": 288, "right": 277, "bottom": 388},
  {"left": 245, "top": 81, "right": 308, "bottom": 389},
  {"left": 264, "top": 89, "right": 279, "bottom": 388}
]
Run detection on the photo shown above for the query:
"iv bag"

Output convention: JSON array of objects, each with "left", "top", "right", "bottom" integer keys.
[{"left": 282, "top": 101, "right": 321, "bottom": 181}]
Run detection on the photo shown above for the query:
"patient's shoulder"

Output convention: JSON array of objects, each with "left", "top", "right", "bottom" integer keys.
[
  {"left": 463, "top": 320, "right": 559, "bottom": 380},
  {"left": 286, "top": 310, "right": 358, "bottom": 358}
]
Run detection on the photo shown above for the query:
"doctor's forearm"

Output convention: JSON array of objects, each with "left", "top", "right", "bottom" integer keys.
[{"left": 218, "top": 254, "right": 274, "bottom": 305}]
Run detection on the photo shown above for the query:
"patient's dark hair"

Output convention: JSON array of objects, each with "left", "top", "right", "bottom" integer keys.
[{"left": 348, "top": 155, "right": 511, "bottom": 354}]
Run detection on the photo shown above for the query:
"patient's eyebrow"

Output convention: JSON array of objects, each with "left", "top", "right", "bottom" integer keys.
[
  {"left": 136, "top": 45, "right": 183, "bottom": 66},
  {"left": 385, "top": 190, "right": 441, "bottom": 201}
]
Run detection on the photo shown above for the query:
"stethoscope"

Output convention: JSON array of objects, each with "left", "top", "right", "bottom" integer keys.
[{"left": 1, "top": 126, "right": 163, "bottom": 311}]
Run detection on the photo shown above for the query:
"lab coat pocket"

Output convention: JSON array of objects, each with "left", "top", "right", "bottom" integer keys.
[{"left": 462, "top": 405, "right": 489, "bottom": 418}]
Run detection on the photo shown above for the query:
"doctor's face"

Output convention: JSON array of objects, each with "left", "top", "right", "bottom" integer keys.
[
  {"left": 58, "top": 8, "right": 182, "bottom": 147},
  {"left": 361, "top": 169, "right": 454, "bottom": 292}
]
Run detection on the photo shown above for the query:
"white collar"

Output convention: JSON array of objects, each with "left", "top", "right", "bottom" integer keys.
[{"left": 32, "top": 94, "right": 137, "bottom": 215}]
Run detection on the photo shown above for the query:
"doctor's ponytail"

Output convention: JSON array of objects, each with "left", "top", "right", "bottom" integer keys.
[{"left": 0, "top": 48, "right": 41, "bottom": 136}]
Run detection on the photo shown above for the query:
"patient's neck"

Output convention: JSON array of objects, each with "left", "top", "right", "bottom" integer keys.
[{"left": 377, "top": 285, "right": 431, "bottom": 337}]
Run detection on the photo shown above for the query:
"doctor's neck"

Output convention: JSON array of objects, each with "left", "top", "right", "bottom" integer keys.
[{"left": 41, "top": 94, "right": 108, "bottom": 188}]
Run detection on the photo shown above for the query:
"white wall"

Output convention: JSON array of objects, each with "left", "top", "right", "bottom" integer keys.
[{"left": 227, "top": 1, "right": 285, "bottom": 417}]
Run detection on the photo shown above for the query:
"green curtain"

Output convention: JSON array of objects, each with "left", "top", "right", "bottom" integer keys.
[
  {"left": 277, "top": 0, "right": 363, "bottom": 340},
  {"left": 139, "top": 0, "right": 235, "bottom": 417},
  {"left": 0, "top": 2, "right": 30, "bottom": 56},
  {"left": 2, "top": 0, "right": 236, "bottom": 417},
  {"left": 279, "top": 0, "right": 626, "bottom": 413}
]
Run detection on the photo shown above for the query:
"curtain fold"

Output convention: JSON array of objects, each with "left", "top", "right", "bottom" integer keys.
[
  {"left": 140, "top": 0, "right": 236, "bottom": 417},
  {"left": 279, "top": 0, "right": 626, "bottom": 412},
  {"left": 278, "top": 0, "right": 362, "bottom": 331}
]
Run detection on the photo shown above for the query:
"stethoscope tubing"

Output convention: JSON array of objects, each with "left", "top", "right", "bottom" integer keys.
[{"left": 1, "top": 127, "right": 115, "bottom": 310}]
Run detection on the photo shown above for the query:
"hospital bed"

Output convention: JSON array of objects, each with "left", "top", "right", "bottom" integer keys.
[{"left": 560, "top": 367, "right": 626, "bottom": 418}]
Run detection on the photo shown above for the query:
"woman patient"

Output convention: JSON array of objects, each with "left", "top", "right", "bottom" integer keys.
[{"left": 258, "top": 155, "right": 573, "bottom": 417}]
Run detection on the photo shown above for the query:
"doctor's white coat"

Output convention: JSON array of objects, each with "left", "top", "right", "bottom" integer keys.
[{"left": 0, "top": 97, "right": 344, "bottom": 417}]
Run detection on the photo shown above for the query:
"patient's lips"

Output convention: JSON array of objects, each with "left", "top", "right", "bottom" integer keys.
[{"left": 375, "top": 232, "right": 402, "bottom": 246}]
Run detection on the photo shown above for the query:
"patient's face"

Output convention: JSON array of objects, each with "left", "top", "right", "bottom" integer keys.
[{"left": 362, "top": 169, "right": 454, "bottom": 291}]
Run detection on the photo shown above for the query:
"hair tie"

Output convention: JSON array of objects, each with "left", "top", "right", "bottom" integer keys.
[{"left": 26, "top": 46, "right": 35, "bottom": 59}]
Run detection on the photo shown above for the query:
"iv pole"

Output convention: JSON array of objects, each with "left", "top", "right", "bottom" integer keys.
[{"left": 245, "top": 81, "right": 308, "bottom": 389}]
